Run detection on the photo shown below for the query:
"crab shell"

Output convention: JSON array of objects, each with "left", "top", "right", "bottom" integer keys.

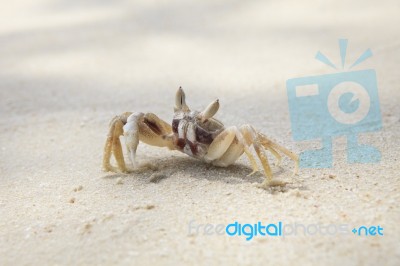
[{"left": 172, "top": 110, "right": 224, "bottom": 159}]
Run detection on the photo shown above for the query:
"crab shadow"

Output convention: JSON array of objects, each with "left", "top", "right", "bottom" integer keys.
[{"left": 102, "top": 155, "right": 289, "bottom": 185}]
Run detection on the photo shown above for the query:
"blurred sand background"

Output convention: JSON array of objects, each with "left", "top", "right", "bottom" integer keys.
[{"left": 0, "top": 0, "right": 399, "bottom": 265}]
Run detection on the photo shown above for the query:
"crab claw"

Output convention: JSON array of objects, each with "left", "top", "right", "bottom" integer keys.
[
  {"left": 175, "top": 87, "right": 190, "bottom": 112},
  {"left": 199, "top": 99, "right": 219, "bottom": 122},
  {"left": 123, "top": 113, "right": 143, "bottom": 169}
]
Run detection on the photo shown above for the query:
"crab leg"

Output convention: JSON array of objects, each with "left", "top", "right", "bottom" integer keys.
[
  {"left": 240, "top": 125, "right": 273, "bottom": 181},
  {"left": 103, "top": 112, "right": 132, "bottom": 172},
  {"left": 234, "top": 127, "right": 259, "bottom": 175},
  {"left": 258, "top": 132, "right": 299, "bottom": 175},
  {"left": 239, "top": 125, "right": 299, "bottom": 187},
  {"left": 103, "top": 112, "right": 175, "bottom": 173}
]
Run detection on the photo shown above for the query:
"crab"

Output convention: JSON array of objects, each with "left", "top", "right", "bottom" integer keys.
[{"left": 102, "top": 87, "right": 299, "bottom": 187}]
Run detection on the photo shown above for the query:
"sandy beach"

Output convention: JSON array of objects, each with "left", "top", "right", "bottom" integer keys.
[{"left": 0, "top": 0, "right": 399, "bottom": 265}]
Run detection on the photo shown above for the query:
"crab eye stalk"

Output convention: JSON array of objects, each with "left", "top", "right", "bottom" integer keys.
[
  {"left": 175, "top": 87, "right": 190, "bottom": 112},
  {"left": 199, "top": 99, "right": 219, "bottom": 122}
]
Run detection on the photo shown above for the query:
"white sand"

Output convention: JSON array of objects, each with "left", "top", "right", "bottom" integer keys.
[{"left": 0, "top": 0, "right": 399, "bottom": 265}]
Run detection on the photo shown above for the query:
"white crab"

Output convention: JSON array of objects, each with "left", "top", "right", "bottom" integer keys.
[{"left": 103, "top": 87, "right": 299, "bottom": 187}]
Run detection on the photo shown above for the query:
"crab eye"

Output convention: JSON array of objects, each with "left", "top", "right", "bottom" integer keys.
[
  {"left": 199, "top": 99, "right": 219, "bottom": 122},
  {"left": 175, "top": 87, "right": 185, "bottom": 109},
  {"left": 175, "top": 87, "right": 190, "bottom": 112}
]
